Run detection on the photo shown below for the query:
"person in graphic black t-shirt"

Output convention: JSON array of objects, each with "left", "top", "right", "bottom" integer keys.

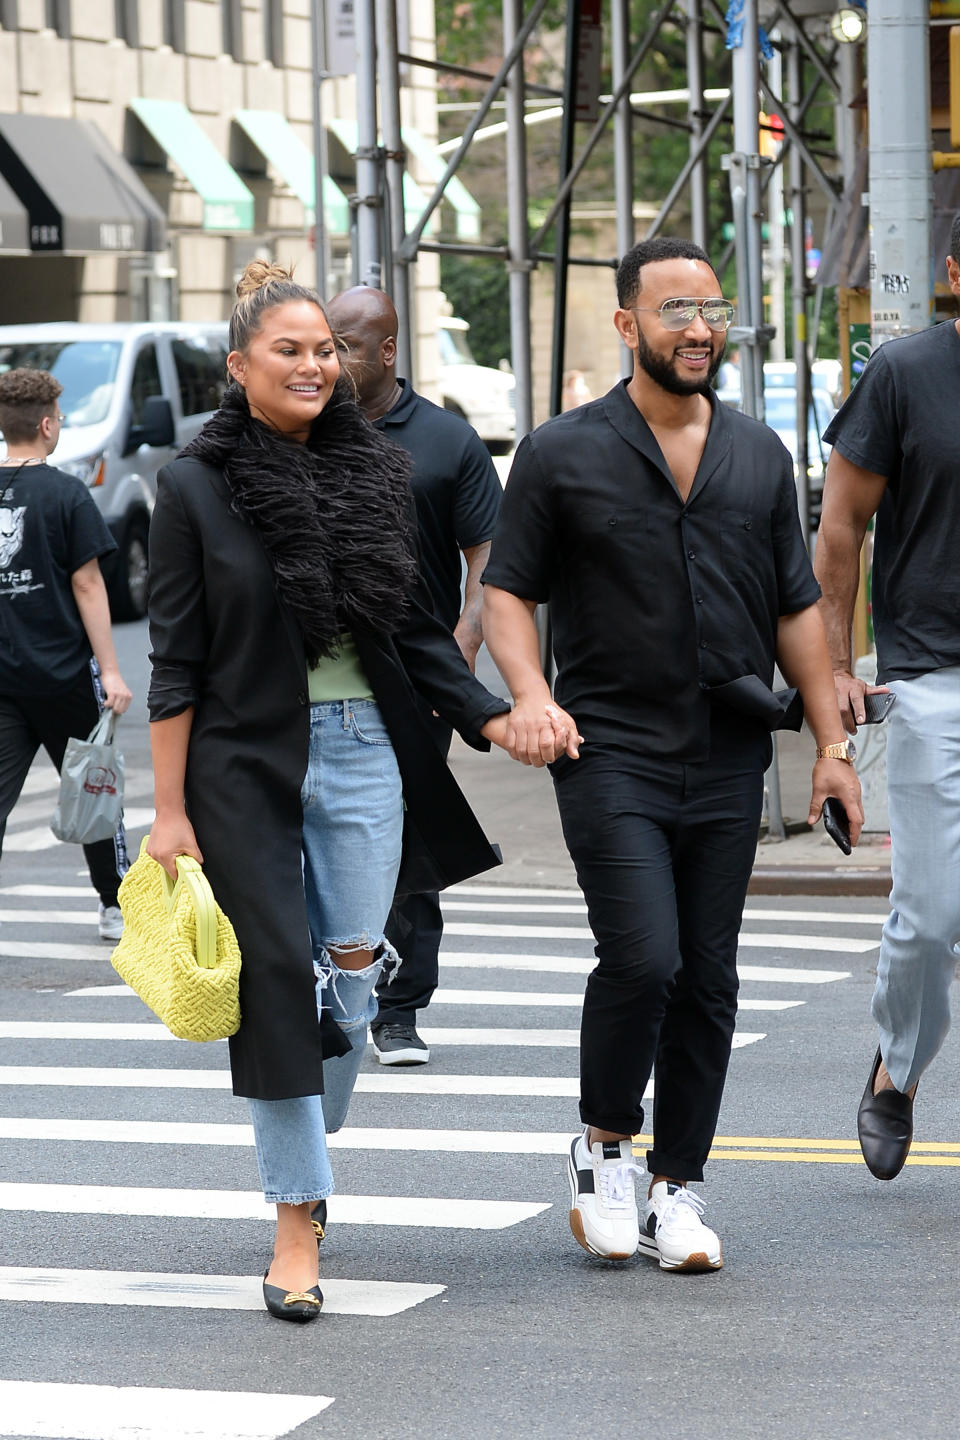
[
  {"left": 325, "top": 286, "right": 503, "bottom": 1070},
  {"left": 816, "top": 217, "right": 960, "bottom": 1182},
  {"left": 0, "top": 368, "right": 132, "bottom": 939}
]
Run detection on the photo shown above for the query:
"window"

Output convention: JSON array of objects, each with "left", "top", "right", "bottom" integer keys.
[
  {"left": 264, "top": 0, "right": 284, "bottom": 67},
  {"left": 114, "top": 0, "right": 139, "bottom": 46},
  {"left": 172, "top": 336, "right": 228, "bottom": 417},
  {"left": 221, "top": 0, "right": 243, "bottom": 62},
  {"left": 162, "top": 0, "right": 185, "bottom": 52},
  {"left": 130, "top": 345, "right": 162, "bottom": 427},
  {"left": 44, "top": 0, "right": 70, "bottom": 37}
]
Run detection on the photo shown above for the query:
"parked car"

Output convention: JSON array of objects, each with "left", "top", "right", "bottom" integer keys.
[
  {"left": 0, "top": 322, "right": 229, "bottom": 618},
  {"left": 437, "top": 316, "right": 516, "bottom": 454}
]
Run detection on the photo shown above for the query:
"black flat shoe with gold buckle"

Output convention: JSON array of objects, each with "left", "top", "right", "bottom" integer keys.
[
  {"left": 311, "top": 1198, "right": 327, "bottom": 1245},
  {"left": 262, "top": 1271, "right": 323, "bottom": 1323}
]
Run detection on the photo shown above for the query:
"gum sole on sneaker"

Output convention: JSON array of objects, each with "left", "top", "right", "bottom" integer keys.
[
  {"left": 657, "top": 1249, "right": 723, "bottom": 1273},
  {"left": 568, "top": 1208, "right": 634, "bottom": 1261}
]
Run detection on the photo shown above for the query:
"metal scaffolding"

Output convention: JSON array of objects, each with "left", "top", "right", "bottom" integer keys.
[{"left": 325, "top": 0, "right": 936, "bottom": 835}]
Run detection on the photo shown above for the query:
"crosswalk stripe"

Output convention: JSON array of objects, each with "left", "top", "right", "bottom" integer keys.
[
  {"left": 0, "top": 940, "right": 107, "bottom": 961},
  {"left": 0, "top": 1266, "right": 443, "bottom": 1316},
  {"left": 0, "top": 1119, "right": 578, "bottom": 1153},
  {"left": 0, "top": 1183, "right": 550, "bottom": 1229},
  {"left": 0, "top": 1065, "right": 585, "bottom": 1097},
  {"left": 0, "top": 909, "right": 108, "bottom": 925},
  {"left": 449, "top": 882, "right": 889, "bottom": 918},
  {"left": 1, "top": 884, "right": 96, "bottom": 896},
  {"left": 0, "top": 1380, "right": 333, "bottom": 1440},
  {"left": 5, "top": 809, "right": 154, "bottom": 851},
  {"left": 0, "top": 1019, "right": 766, "bottom": 1047},
  {"left": 443, "top": 898, "right": 888, "bottom": 928},
  {"left": 438, "top": 953, "right": 850, "bottom": 983},
  {"left": 61, "top": 982, "right": 801, "bottom": 1012},
  {"left": 442, "top": 922, "right": 877, "bottom": 952}
]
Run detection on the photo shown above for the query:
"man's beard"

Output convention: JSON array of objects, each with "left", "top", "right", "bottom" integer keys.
[{"left": 635, "top": 329, "right": 725, "bottom": 397}]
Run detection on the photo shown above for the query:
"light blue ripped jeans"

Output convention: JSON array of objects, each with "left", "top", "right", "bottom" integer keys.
[{"left": 247, "top": 699, "right": 403, "bottom": 1204}]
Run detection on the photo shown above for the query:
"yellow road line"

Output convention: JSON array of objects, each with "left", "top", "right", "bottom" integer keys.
[{"left": 631, "top": 1133, "right": 960, "bottom": 1166}]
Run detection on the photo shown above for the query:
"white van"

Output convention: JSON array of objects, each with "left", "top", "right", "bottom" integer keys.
[
  {"left": 0, "top": 322, "right": 229, "bottom": 619},
  {"left": 436, "top": 316, "right": 516, "bottom": 454}
]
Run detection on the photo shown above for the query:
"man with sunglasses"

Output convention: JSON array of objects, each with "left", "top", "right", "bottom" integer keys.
[{"left": 483, "top": 237, "right": 860, "bottom": 1270}]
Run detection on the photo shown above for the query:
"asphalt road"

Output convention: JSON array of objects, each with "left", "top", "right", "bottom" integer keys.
[{"left": 0, "top": 623, "right": 958, "bottom": 1440}]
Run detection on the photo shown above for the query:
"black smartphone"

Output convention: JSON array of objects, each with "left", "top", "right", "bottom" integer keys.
[
  {"left": 861, "top": 691, "right": 896, "bottom": 725},
  {"left": 822, "top": 796, "right": 852, "bottom": 855}
]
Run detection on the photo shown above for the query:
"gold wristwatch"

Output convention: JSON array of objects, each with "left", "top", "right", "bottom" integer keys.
[{"left": 816, "top": 739, "right": 857, "bottom": 764}]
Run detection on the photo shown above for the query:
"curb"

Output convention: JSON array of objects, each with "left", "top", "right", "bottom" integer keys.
[{"left": 749, "top": 866, "right": 891, "bottom": 897}]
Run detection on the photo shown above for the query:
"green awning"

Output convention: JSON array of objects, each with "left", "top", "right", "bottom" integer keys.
[
  {"left": 128, "top": 97, "right": 254, "bottom": 232},
  {"left": 232, "top": 110, "right": 349, "bottom": 236},
  {"left": 401, "top": 127, "right": 480, "bottom": 242},
  {"left": 326, "top": 118, "right": 435, "bottom": 237}
]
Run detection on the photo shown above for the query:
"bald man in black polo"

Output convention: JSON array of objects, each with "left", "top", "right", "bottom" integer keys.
[{"left": 326, "top": 286, "right": 502, "bottom": 1067}]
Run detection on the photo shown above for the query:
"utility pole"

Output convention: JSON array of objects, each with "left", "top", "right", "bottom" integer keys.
[
  {"left": 503, "top": 0, "right": 534, "bottom": 440},
  {"left": 868, "top": 0, "right": 932, "bottom": 343}
]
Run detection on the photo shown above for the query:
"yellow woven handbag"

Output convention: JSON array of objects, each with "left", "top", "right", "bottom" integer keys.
[{"left": 111, "top": 837, "right": 242, "bottom": 1042}]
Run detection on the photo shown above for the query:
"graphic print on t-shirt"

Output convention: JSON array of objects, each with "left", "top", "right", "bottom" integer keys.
[{"left": 0, "top": 505, "right": 26, "bottom": 570}]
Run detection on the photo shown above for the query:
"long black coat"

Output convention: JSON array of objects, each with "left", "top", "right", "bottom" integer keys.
[{"left": 147, "top": 456, "right": 509, "bottom": 1100}]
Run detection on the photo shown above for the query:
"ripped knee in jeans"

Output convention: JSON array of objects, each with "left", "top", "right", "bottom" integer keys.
[{"left": 314, "top": 936, "right": 401, "bottom": 1027}]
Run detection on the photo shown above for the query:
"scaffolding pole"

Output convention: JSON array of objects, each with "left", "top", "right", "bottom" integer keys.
[
  {"left": 685, "top": 0, "right": 709, "bottom": 250},
  {"left": 354, "top": 0, "right": 382, "bottom": 287},
  {"left": 504, "top": 0, "right": 534, "bottom": 442},
  {"left": 376, "top": 0, "right": 413, "bottom": 377},
  {"left": 612, "top": 0, "right": 634, "bottom": 377}
]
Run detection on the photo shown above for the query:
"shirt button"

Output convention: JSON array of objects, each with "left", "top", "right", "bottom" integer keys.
[
  {"left": 607, "top": 517, "right": 617, "bottom": 527},
  {"left": 688, "top": 550, "right": 696, "bottom": 559},
  {"left": 696, "top": 595, "right": 704, "bottom": 604},
  {"left": 743, "top": 519, "right": 752, "bottom": 530},
  {"left": 297, "top": 691, "right": 307, "bottom": 705},
  {"left": 700, "top": 641, "right": 708, "bottom": 649}
]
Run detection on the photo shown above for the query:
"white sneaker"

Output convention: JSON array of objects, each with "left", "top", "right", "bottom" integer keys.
[
  {"left": 638, "top": 1181, "right": 723, "bottom": 1272},
  {"left": 98, "top": 903, "right": 123, "bottom": 942},
  {"left": 567, "top": 1132, "right": 642, "bottom": 1260}
]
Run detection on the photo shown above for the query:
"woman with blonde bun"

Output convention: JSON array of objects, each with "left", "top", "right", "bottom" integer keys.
[{"left": 145, "top": 261, "right": 541, "bottom": 1322}]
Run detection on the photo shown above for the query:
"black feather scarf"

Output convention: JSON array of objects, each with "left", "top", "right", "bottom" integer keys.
[{"left": 182, "top": 380, "right": 418, "bottom": 664}]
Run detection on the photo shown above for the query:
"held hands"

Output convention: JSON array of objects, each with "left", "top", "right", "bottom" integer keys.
[
  {"left": 482, "top": 700, "right": 583, "bottom": 767},
  {"left": 833, "top": 670, "right": 890, "bottom": 733},
  {"left": 146, "top": 811, "right": 204, "bottom": 879},
  {"left": 807, "top": 759, "right": 864, "bottom": 848}
]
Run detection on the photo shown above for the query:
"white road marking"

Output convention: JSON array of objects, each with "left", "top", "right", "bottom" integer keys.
[
  {"left": 0, "top": 1183, "right": 550, "bottom": 1229},
  {"left": 438, "top": 952, "right": 851, "bottom": 983},
  {"left": 61, "top": 982, "right": 799, "bottom": 1012},
  {"left": 0, "top": 1020, "right": 765, "bottom": 1047},
  {"left": 0, "top": 910, "right": 111, "bottom": 925},
  {"left": 0, "top": 940, "right": 108, "bottom": 961},
  {"left": 0, "top": 1380, "right": 333, "bottom": 1440},
  {"left": 0, "top": 1118, "right": 583, "bottom": 1154},
  {"left": 0, "top": 1266, "right": 443, "bottom": 1316},
  {"left": 442, "top": 922, "right": 878, "bottom": 952},
  {"left": 0, "top": 1065, "right": 585, "bottom": 1097},
  {"left": 1, "top": 884, "right": 97, "bottom": 896},
  {"left": 443, "top": 898, "right": 888, "bottom": 927},
  {"left": 5, "top": 809, "right": 153, "bottom": 851}
]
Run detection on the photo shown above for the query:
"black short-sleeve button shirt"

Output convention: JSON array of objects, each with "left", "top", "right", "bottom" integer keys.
[{"left": 482, "top": 381, "right": 820, "bottom": 761}]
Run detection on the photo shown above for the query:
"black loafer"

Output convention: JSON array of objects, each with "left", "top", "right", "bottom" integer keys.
[
  {"left": 262, "top": 1271, "right": 323, "bottom": 1323},
  {"left": 311, "top": 1198, "right": 327, "bottom": 1245},
  {"left": 857, "top": 1047, "right": 915, "bottom": 1180}
]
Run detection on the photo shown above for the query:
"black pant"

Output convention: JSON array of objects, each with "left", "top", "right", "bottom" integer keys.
[
  {"left": 552, "top": 735, "right": 765, "bottom": 1182},
  {"left": 0, "top": 669, "right": 124, "bottom": 907},
  {"left": 376, "top": 716, "right": 452, "bottom": 1028}
]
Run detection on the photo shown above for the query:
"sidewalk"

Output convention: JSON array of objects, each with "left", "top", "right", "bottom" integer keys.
[{"left": 447, "top": 724, "right": 892, "bottom": 898}]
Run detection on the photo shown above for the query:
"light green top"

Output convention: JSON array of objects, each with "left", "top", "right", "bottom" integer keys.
[{"left": 307, "top": 632, "right": 374, "bottom": 703}]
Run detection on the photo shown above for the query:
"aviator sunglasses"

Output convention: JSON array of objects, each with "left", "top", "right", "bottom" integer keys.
[{"left": 632, "top": 297, "right": 735, "bottom": 332}]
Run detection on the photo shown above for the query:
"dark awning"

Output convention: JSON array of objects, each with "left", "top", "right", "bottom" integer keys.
[
  {"left": 0, "top": 169, "right": 29, "bottom": 252},
  {"left": 0, "top": 113, "right": 166, "bottom": 254}
]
